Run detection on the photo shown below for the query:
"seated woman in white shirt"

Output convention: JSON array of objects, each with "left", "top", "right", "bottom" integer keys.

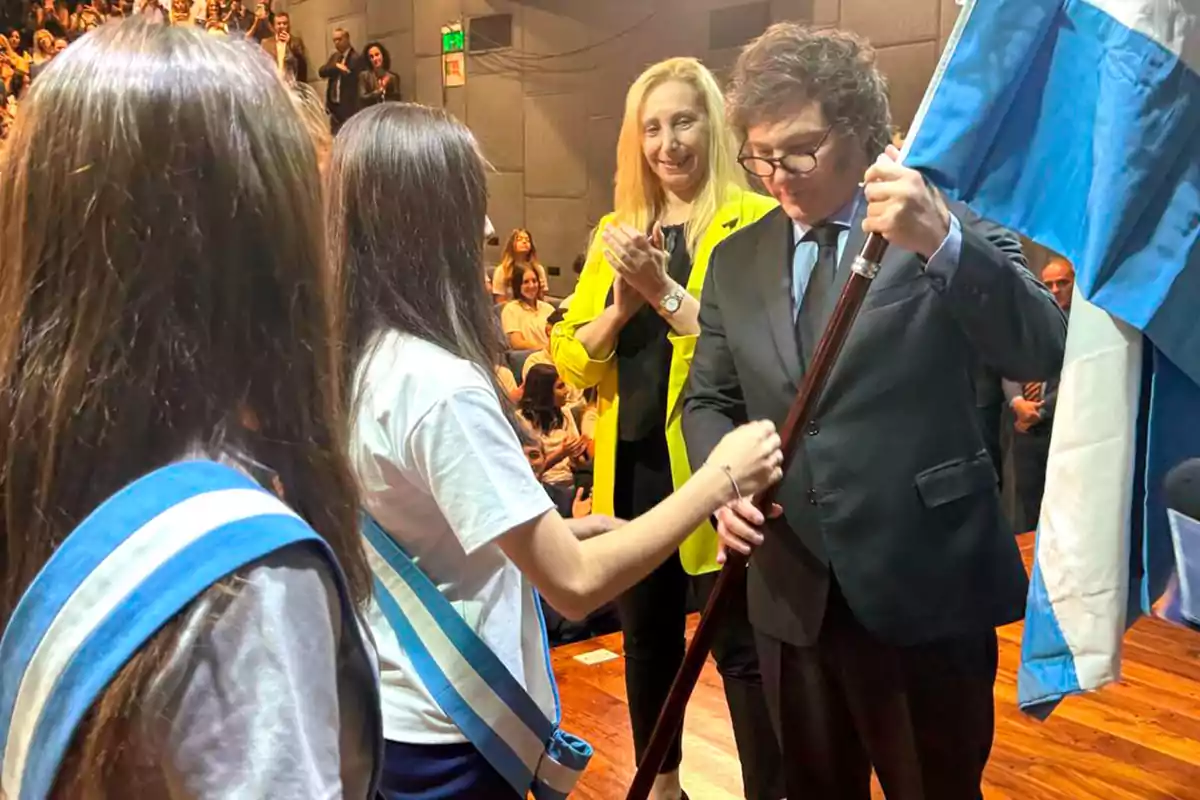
[
  {"left": 328, "top": 101, "right": 784, "bottom": 800},
  {"left": 501, "top": 261, "right": 555, "bottom": 350},
  {"left": 519, "top": 363, "right": 588, "bottom": 517}
]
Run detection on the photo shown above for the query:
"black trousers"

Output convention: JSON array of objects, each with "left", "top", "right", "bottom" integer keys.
[
  {"left": 328, "top": 101, "right": 355, "bottom": 133},
  {"left": 1011, "top": 428, "right": 1051, "bottom": 533},
  {"left": 613, "top": 434, "right": 784, "bottom": 800},
  {"left": 756, "top": 583, "right": 998, "bottom": 800}
]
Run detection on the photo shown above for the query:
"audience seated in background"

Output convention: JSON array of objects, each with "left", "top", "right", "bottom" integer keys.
[
  {"left": 491, "top": 227, "right": 548, "bottom": 301},
  {"left": 523, "top": 308, "right": 584, "bottom": 413},
  {"left": 495, "top": 360, "right": 521, "bottom": 403},
  {"left": 519, "top": 364, "right": 590, "bottom": 519},
  {"left": 502, "top": 261, "right": 555, "bottom": 350},
  {"left": 1, "top": 0, "right": 301, "bottom": 138}
]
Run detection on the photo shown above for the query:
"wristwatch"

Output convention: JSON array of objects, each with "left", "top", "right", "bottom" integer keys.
[{"left": 658, "top": 285, "right": 686, "bottom": 316}]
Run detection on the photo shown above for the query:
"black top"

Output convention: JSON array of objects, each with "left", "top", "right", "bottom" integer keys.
[{"left": 612, "top": 224, "right": 693, "bottom": 442}]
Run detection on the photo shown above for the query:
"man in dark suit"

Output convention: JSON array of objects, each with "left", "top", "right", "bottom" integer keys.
[
  {"left": 681, "top": 23, "right": 1067, "bottom": 800},
  {"left": 1004, "top": 257, "right": 1074, "bottom": 531},
  {"left": 317, "top": 27, "right": 361, "bottom": 132}
]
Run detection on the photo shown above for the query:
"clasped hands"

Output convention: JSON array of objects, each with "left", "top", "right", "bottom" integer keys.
[
  {"left": 1012, "top": 397, "right": 1044, "bottom": 433},
  {"left": 601, "top": 223, "right": 672, "bottom": 314}
]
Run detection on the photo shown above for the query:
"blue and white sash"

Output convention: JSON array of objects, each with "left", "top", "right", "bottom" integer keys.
[
  {"left": 0, "top": 460, "right": 382, "bottom": 800},
  {"left": 362, "top": 515, "right": 592, "bottom": 799}
]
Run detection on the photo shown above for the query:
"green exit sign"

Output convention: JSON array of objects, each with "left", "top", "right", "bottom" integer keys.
[{"left": 442, "top": 28, "right": 464, "bottom": 53}]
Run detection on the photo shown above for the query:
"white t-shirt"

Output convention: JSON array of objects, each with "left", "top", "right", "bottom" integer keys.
[
  {"left": 522, "top": 411, "right": 581, "bottom": 487},
  {"left": 350, "top": 331, "right": 557, "bottom": 745},
  {"left": 501, "top": 300, "right": 554, "bottom": 349}
]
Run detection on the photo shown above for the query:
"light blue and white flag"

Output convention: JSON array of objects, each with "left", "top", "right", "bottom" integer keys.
[{"left": 903, "top": 0, "right": 1200, "bottom": 716}]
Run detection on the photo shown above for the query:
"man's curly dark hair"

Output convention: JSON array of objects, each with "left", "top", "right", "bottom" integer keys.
[{"left": 726, "top": 22, "right": 893, "bottom": 161}]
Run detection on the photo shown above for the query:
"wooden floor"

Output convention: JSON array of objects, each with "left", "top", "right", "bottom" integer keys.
[{"left": 554, "top": 533, "right": 1200, "bottom": 799}]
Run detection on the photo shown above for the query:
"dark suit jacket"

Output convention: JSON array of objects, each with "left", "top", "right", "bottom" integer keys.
[
  {"left": 318, "top": 48, "right": 363, "bottom": 122},
  {"left": 974, "top": 363, "right": 1006, "bottom": 485},
  {"left": 681, "top": 203, "right": 1068, "bottom": 648}
]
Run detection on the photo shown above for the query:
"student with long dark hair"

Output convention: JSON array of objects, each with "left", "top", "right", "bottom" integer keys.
[
  {"left": 519, "top": 364, "right": 588, "bottom": 517},
  {"left": 329, "top": 101, "right": 784, "bottom": 800},
  {"left": 0, "top": 19, "right": 381, "bottom": 799}
]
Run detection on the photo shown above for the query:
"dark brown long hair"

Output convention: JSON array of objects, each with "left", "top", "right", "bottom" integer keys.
[
  {"left": 519, "top": 364, "right": 565, "bottom": 435},
  {"left": 511, "top": 260, "right": 545, "bottom": 307},
  {"left": 0, "top": 18, "right": 366, "bottom": 795},
  {"left": 328, "top": 102, "right": 509, "bottom": 408}
]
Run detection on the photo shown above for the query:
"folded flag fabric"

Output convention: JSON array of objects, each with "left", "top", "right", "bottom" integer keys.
[{"left": 903, "top": 0, "right": 1200, "bottom": 716}]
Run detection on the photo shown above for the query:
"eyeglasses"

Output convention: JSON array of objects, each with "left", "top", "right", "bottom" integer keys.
[{"left": 737, "top": 125, "right": 833, "bottom": 179}]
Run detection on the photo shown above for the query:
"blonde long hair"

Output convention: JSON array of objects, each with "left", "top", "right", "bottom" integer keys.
[
  {"left": 613, "top": 57, "right": 745, "bottom": 254},
  {"left": 493, "top": 227, "right": 544, "bottom": 298}
]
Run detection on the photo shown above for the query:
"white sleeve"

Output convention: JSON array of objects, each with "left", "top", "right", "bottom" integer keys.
[
  {"left": 500, "top": 302, "right": 522, "bottom": 335},
  {"left": 406, "top": 386, "right": 555, "bottom": 554},
  {"left": 147, "top": 546, "right": 375, "bottom": 800}
]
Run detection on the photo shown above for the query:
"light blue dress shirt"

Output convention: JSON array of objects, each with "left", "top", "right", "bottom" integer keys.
[{"left": 791, "top": 195, "right": 964, "bottom": 321}]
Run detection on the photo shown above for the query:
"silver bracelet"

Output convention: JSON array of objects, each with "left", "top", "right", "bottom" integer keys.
[{"left": 711, "top": 463, "right": 742, "bottom": 501}]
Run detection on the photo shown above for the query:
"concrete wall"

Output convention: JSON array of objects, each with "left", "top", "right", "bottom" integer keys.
[{"left": 286, "top": 0, "right": 963, "bottom": 293}]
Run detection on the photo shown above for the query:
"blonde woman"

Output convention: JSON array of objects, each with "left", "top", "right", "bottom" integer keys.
[
  {"left": 31, "top": 29, "right": 55, "bottom": 68},
  {"left": 491, "top": 227, "right": 549, "bottom": 301},
  {"left": 552, "top": 57, "right": 783, "bottom": 800}
]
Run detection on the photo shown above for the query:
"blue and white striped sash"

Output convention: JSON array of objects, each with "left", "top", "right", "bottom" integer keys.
[
  {"left": 0, "top": 460, "right": 380, "bottom": 800},
  {"left": 362, "top": 515, "right": 592, "bottom": 799}
]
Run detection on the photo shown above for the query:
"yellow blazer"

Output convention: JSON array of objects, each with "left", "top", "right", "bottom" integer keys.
[{"left": 551, "top": 188, "right": 778, "bottom": 575}]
